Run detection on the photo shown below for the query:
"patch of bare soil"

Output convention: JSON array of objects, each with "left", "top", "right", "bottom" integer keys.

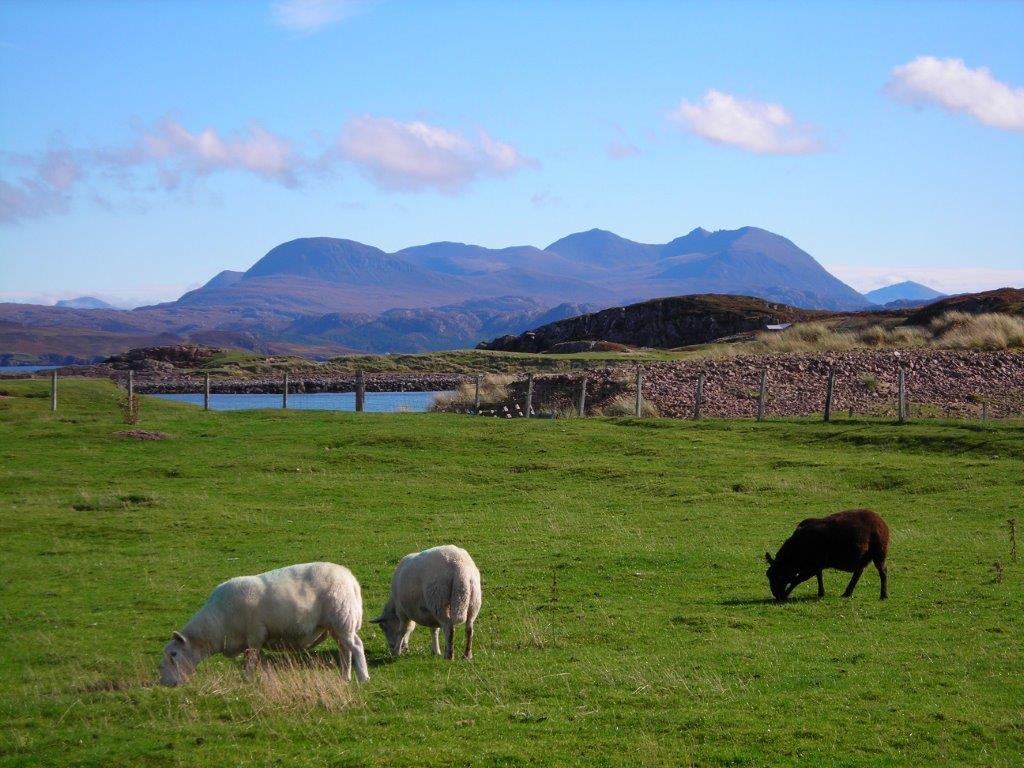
[{"left": 114, "top": 430, "right": 171, "bottom": 441}]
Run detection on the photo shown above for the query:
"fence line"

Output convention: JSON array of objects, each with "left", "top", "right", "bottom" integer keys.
[{"left": 29, "top": 364, "right": 1021, "bottom": 422}]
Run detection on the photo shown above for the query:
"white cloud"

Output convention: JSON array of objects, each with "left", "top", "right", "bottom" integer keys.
[
  {"left": 668, "top": 89, "right": 824, "bottom": 155},
  {"left": 271, "top": 0, "right": 362, "bottom": 32},
  {"left": 887, "top": 56, "right": 1024, "bottom": 131},
  {"left": 337, "top": 116, "right": 535, "bottom": 193},
  {"left": 827, "top": 264, "right": 1024, "bottom": 296},
  {"left": 132, "top": 120, "right": 303, "bottom": 187}
]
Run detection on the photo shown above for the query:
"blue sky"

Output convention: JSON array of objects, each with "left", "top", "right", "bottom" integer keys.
[{"left": 1, "top": 0, "right": 1022, "bottom": 307}]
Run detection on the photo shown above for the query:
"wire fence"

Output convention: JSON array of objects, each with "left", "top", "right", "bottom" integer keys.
[{"left": 34, "top": 350, "right": 1024, "bottom": 422}]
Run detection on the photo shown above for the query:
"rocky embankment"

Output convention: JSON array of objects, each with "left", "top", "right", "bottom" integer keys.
[
  {"left": 492, "top": 349, "right": 1024, "bottom": 419},
  {"left": 0, "top": 344, "right": 467, "bottom": 392},
  {"left": 131, "top": 372, "right": 466, "bottom": 394}
]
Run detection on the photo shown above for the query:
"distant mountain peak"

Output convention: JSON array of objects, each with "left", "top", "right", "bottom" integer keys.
[
  {"left": 55, "top": 296, "right": 118, "bottom": 310},
  {"left": 865, "top": 281, "right": 944, "bottom": 305}
]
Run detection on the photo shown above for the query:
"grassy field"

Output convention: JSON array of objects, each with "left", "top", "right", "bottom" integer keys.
[{"left": 1, "top": 379, "right": 1022, "bottom": 767}]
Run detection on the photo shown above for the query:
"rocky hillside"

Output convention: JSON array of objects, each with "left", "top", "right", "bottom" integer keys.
[{"left": 479, "top": 295, "right": 829, "bottom": 352}]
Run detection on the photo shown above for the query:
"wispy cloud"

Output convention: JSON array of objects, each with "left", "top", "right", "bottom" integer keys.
[
  {"left": 0, "top": 148, "right": 80, "bottom": 223},
  {"left": 606, "top": 140, "right": 640, "bottom": 159},
  {"left": 668, "top": 89, "right": 824, "bottom": 155},
  {"left": 827, "top": 264, "right": 1024, "bottom": 296},
  {"left": 1, "top": 121, "right": 306, "bottom": 224},
  {"left": 270, "top": 0, "right": 364, "bottom": 32},
  {"left": 886, "top": 56, "right": 1024, "bottom": 131},
  {"left": 0, "top": 282, "right": 196, "bottom": 309},
  {"left": 1, "top": 115, "right": 534, "bottom": 224},
  {"left": 337, "top": 116, "right": 536, "bottom": 193}
]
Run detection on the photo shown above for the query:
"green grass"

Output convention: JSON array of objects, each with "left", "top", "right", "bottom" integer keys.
[
  {"left": 1, "top": 379, "right": 1022, "bottom": 767},
  {"left": 193, "top": 347, "right": 703, "bottom": 377}
]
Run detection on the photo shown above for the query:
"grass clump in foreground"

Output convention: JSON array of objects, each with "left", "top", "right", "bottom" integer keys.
[{"left": 0, "top": 379, "right": 1022, "bottom": 767}]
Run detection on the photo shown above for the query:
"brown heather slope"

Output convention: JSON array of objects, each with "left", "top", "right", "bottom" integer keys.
[
  {"left": 906, "top": 287, "right": 1024, "bottom": 325},
  {"left": 479, "top": 294, "right": 834, "bottom": 352}
]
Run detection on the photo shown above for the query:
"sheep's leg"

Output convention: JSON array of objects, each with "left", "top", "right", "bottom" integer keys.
[
  {"left": 399, "top": 625, "right": 414, "bottom": 656},
  {"left": 816, "top": 571, "right": 825, "bottom": 598},
  {"left": 463, "top": 620, "right": 474, "bottom": 660},
  {"left": 243, "top": 647, "right": 260, "bottom": 680},
  {"left": 875, "top": 558, "right": 888, "bottom": 600},
  {"left": 842, "top": 567, "right": 864, "bottom": 598},
  {"left": 339, "top": 633, "right": 369, "bottom": 683},
  {"left": 430, "top": 627, "right": 441, "bottom": 656},
  {"left": 337, "top": 645, "right": 352, "bottom": 681},
  {"left": 443, "top": 623, "right": 455, "bottom": 661}
]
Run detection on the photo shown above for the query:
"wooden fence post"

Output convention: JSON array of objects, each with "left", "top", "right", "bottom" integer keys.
[
  {"left": 898, "top": 368, "right": 906, "bottom": 423},
  {"left": 282, "top": 372, "right": 289, "bottom": 409},
  {"left": 981, "top": 401, "right": 988, "bottom": 421},
  {"left": 204, "top": 373, "right": 210, "bottom": 411},
  {"left": 693, "top": 373, "right": 704, "bottom": 420},
  {"left": 823, "top": 368, "right": 835, "bottom": 422},
  {"left": 635, "top": 367, "right": 643, "bottom": 417},
  {"left": 474, "top": 374, "right": 482, "bottom": 413},
  {"left": 50, "top": 370, "right": 57, "bottom": 412},
  {"left": 355, "top": 369, "right": 365, "bottom": 412},
  {"left": 756, "top": 369, "right": 766, "bottom": 422},
  {"left": 525, "top": 373, "right": 534, "bottom": 418},
  {"left": 578, "top": 376, "right": 587, "bottom": 417}
]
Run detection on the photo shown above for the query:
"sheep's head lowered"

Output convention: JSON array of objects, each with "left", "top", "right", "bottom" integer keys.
[
  {"left": 371, "top": 603, "right": 412, "bottom": 657},
  {"left": 764, "top": 552, "right": 791, "bottom": 602},
  {"left": 160, "top": 631, "right": 200, "bottom": 686}
]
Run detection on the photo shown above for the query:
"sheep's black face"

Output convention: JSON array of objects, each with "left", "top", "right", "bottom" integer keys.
[
  {"left": 767, "top": 569, "right": 789, "bottom": 601},
  {"left": 765, "top": 553, "right": 789, "bottom": 602}
]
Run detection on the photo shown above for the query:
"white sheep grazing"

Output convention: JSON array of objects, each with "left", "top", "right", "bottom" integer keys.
[
  {"left": 372, "top": 545, "right": 482, "bottom": 660},
  {"left": 160, "top": 562, "right": 369, "bottom": 686}
]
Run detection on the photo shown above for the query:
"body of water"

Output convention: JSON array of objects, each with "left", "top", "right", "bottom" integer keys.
[
  {"left": 152, "top": 391, "right": 448, "bottom": 413},
  {"left": 0, "top": 365, "right": 61, "bottom": 374}
]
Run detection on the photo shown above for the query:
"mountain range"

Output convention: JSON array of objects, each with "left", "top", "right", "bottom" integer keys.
[
  {"left": 170, "top": 226, "right": 869, "bottom": 314},
  {"left": 2, "top": 226, "right": 877, "bottom": 362}
]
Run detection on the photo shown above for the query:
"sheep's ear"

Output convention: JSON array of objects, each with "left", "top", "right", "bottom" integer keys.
[
  {"left": 764, "top": 552, "right": 774, "bottom": 565},
  {"left": 172, "top": 631, "right": 188, "bottom": 645}
]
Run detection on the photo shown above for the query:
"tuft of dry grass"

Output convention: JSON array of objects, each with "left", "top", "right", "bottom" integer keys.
[
  {"left": 432, "top": 374, "right": 514, "bottom": 411},
  {"left": 192, "top": 654, "right": 361, "bottom": 714},
  {"left": 595, "top": 394, "right": 661, "bottom": 418},
  {"left": 741, "top": 312, "right": 1023, "bottom": 354},
  {"left": 933, "top": 312, "right": 1024, "bottom": 350}
]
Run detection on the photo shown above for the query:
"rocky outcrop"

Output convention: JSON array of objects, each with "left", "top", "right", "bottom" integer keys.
[
  {"left": 479, "top": 295, "right": 827, "bottom": 353},
  {"left": 104, "top": 345, "right": 224, "bottom": 371}
]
